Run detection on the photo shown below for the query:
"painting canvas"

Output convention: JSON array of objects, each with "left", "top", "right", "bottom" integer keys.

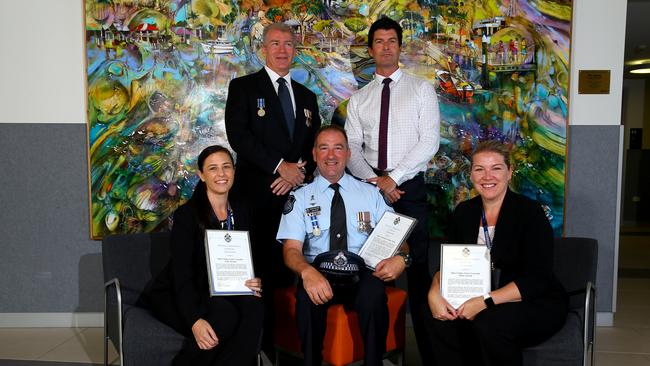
[{"left": 86, "top": 0, "right": 571, "bottom": 239}]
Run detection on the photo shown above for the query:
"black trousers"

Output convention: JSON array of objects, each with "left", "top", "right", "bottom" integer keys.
[
  {"left": 295, "top": 269, "right": 388, "bottom": 366},
  {"left": 173, "top": 295, "right": 264, "bottom": 366},
  {"left": 391, "top": 174, "right": 435, "bottom": 364},
  {"left": 245, "top": 186, "right": 295, "bottom": 354},
  {"left": 425, "top": 298, "right": 567, "bottom": 366}
]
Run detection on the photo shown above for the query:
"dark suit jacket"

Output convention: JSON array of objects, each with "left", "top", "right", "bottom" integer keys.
[
  {"left": 147, "top": 196, "right": 254, "bottom": 335},
  {"left": 225, "top": 68, "right": 321, "bottom": 197},
  {"left": 447, "top": 189, "right": 565, "bottom": 302}
]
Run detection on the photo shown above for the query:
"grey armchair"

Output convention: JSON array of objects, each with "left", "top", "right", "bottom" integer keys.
[
  {"left": 102, "top": 232, "right": 184, "bottom": 366},
  {"left": 427, "top": 236, "right": 598, "bottom": 366},
  {"left": 522, "top": 237, "right": 598, "bottom": 366}
]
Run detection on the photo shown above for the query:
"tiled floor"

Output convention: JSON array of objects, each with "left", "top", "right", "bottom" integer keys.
[
  {"left": 0, "top": 235, "right": 648, "bottom": 365},
  {"left": 0, "top": 327, "right": 117, "bottom": 364}
]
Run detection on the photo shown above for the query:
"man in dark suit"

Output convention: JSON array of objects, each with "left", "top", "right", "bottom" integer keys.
[{"left": 225, "top": 22, "right": 321, "bottom": 354}]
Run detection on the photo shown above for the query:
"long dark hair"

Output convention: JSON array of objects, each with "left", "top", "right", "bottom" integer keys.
[{"left": 189, "top": 145, "right": 235, "bottom": 230}]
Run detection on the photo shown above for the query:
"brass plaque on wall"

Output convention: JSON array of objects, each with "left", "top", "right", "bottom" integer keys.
[{"left": 578, "top": 70, "right": 611, "bottom": 94}]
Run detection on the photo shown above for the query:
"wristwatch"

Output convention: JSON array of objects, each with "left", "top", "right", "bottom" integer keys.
[
  {"left": 396, "top": 252, "right": 412, "bottom": 268},
  {"left": 483, "top": 293, "right": 495, "bottom": 308}
]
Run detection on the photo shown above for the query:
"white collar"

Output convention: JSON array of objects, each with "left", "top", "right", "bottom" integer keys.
[{"left": 264, "top": 66, "right": 291, "bottom": 85}]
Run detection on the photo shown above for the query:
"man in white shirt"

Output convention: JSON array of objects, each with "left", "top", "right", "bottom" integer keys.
[{"left": 344, "top": 16, "right": 441, "bottom": 364}]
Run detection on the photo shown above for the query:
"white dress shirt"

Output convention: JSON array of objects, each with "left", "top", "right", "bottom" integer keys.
[
  {"left": 264, "top": 66, "right": 296, "bottom": 116},
  {"left": 345, "top": 68, "right": 441, "bottom": 185},
  {"left": 264, "top": 66, "right": 297, "bottom": 172}
]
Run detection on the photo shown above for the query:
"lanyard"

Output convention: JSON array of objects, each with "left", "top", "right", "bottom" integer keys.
[
  {"left": 225, "top": 204, "right": 234, "bottom": 230},
  {"left": 480, "top": 209, "right": 492, "bottom": 251},
  {"left": 217, "top": 204, "right": 234, "bottom": 230}
]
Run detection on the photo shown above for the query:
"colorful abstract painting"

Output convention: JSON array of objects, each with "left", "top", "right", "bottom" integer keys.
[{"left": 86, "top": 0, "right": 571, "bottom": 238}]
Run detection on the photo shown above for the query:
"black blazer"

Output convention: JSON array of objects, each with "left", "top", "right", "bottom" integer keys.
[
  {"left": 147, "top": 196, "right": 254, "bottom": 335},
  {"left": 447, "top": 189, "right": 564, "bottom": 301},
  {"left": 225, "top": 69, "right": 321, "bottom": 194}
]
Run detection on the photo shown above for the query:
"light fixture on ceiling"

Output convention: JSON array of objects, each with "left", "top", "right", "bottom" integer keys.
[
  {"left": 630, "top": 68, "right": 650, "bottom": 74},
  {"left": 625, "top": 58, "right": 650, "bottom": 66}
]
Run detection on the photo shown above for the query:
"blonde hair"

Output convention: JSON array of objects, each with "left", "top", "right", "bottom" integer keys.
[{"left": 471, "top": 140, "right": 512, "bottom": 169}]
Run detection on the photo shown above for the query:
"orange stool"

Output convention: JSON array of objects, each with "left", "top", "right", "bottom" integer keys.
[{"left": 274, "top": 286, "right": 407, "bottom": 366}]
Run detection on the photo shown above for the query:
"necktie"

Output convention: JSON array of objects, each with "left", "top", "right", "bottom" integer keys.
[
  {"left": 378, "top": 78, "right": 392, "bottom": 171},
  {"left": 329, "top": 183, "right": 347, "bottom": 251},
  {"left": 277, "top": 77, "right": 295, "bottom": 139}
]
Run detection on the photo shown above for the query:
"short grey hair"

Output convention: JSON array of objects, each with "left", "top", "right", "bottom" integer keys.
[{"left": 262, "top": 22, "right": 296, "bottom": 45}]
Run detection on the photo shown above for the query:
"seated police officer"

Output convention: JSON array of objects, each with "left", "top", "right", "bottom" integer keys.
[{"left": 277, "top": 125, "right": 411, "bottom": 366}]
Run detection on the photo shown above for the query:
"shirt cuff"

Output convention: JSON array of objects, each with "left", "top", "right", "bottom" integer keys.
[
  {"left": 274, "top": 158, "right": 284, "bottom": 174},
  {"left": 388, "top": 170, "right": 405, "bottom": 186}
]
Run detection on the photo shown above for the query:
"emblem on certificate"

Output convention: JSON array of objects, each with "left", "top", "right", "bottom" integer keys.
[
  {"left": 358, "top": 212, "right": 417, "bottom": 270},
  {"left": 304, "top": 108, "right": 312, "bottom": 127},
  {"left": 357, "top": 211, "right": 372, "bottom": 233},
  {"left": 257, "top": 98, "right": 266, "bottom": 117}
]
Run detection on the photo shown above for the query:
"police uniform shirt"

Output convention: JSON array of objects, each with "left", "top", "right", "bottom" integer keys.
[{"left": 276, "top": 173, "right": 393, "bottom": 263}]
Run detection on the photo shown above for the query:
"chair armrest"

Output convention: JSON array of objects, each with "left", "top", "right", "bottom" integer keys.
[
  {"left": 104, "top": 278, "right": 124, "bottom": 366},
  {"left": 583, "top": 281, "right": 596, "bottom": 366}
]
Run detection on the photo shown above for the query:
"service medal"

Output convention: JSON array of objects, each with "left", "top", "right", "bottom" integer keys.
[
  {"left": 304, "top": 108, "right": 312, "bottom": 127},
  {"left": 357, "top": 211, "right": 371, "bottom": 233},
  {"left": 257, "top": 98, "right": 266, "bottom": 117},
  {"left": 307, "top": 210, "right": 321, "bottom": 236}
]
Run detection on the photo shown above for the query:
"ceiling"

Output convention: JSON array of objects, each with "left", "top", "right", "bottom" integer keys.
[{"left": 625, "top": 0, "right": 650, "bottom": 77}]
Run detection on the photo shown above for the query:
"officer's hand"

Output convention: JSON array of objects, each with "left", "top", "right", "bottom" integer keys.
[
  {"left": 301, "top": 266, "right": 333, "bottom": 305},
  {"left": 278, "top": 161, "right": 306, "bottom": 186},
  {"left": 373, "top": 256, "right": 406, "bottom": 281},
  {"left": 270, "top": 177, "right": 293, "bottom": 195}
]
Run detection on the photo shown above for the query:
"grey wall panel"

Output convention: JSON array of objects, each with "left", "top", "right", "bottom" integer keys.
[
  {"left": 0, "top": 123, "right": 102, "bottom": 312},
  {"left": 565, "top": 125, "right": 621, "bottom": 312}
]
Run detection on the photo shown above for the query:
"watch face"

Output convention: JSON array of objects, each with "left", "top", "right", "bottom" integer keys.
[{"left": 484, "top": 296, "right": 495, "bottom": 308}]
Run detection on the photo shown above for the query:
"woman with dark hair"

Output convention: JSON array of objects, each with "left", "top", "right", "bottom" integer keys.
[
  {"left": 149, "top": 145, "right": 264, "bottom": 366},
  {"left": 426, "top": 140, "right": 567, "bottom": 366}
]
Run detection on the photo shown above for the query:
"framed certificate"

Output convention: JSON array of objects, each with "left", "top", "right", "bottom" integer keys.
[
  {"left": 358, "top": 212, "right": 417, "bottom": 270},
  {"left": 440, "top": 244, "right": 491, "bottom": 309},
  {"left": 204, "top": 230, "right": 255, "bottom": 296}
]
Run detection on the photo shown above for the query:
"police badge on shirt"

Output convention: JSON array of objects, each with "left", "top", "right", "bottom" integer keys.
[{"left": 283, "top": 194, "right": 296, "bottom": 215}]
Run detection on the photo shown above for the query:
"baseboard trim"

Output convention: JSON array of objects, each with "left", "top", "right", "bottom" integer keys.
[
  {"left": 597, "top": 311, "right": 614, "bottom": 327},
  {"left": 0, "top": 313, "right": 103, "bottom": 327},
  {"left": 0, "top": 311, "right": 615, "bottom": 328}
]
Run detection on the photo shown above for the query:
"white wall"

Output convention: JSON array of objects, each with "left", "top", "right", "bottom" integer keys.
[
  {"left": 0, "top": 0, "right": 86, "bottom": 124},
  {"left": 569, "top": 0, "right": 627, "bottom": 126}
]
